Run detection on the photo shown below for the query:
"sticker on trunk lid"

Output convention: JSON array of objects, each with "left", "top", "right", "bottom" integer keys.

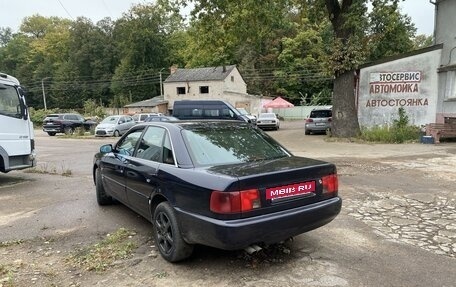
[{"left": 266, "top": 181, "right": 316, "bottom": 200}]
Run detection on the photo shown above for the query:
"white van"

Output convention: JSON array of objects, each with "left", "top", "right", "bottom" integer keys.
[{"left": 0, "top": 72, "right": 36, "bottom": 173}]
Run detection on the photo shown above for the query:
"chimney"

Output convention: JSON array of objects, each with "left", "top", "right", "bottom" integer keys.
[{"left": 170, "top": 65, "right": 178, "bottom": 74}]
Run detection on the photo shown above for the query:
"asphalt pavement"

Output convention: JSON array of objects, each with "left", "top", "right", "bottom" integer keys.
[{"left": 0, "top": 121, "right": 455, "bottom": 287}]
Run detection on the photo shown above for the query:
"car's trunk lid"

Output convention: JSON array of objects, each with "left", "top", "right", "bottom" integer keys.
[{"left": 207, "top": 156, "right": 337, "bottom": 217}]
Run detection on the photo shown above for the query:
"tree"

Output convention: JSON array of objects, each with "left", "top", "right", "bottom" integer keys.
[
  {"left": 111, "top": 2, "right": 184, "bottom": 103},
  {"left": 325, "top": 0, "right": 367, "bottom": 137},
  {"left": 412, "top": 34, "right": 433, "bottom": 49},
  {"left": 325, "top": 0, "right": 413, "bottom": 137},
  {"left": 186, "top": 0, "right": 294, "bottom": 96},
  {"left": 367, "top": 0, "right": 416, "bottom": 61},
  {"left": 275, "top": 18, "right": 333, "bottom": 105},
  {"left": 0, "top": 27, "right": 13, "bottom": 47}
]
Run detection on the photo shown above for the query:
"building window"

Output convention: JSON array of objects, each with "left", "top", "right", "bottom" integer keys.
[
  {"left": 231, "top": 76, "right": 234, "bottom": 82},
  {"left": 177, "top": 87, "right": 186, "bottom": 95},
  {"left": 444, "top": 71, "right": 456, "bottom": 100},
  {"left": 200, "top": 86, "right": 209, "bottom": 94}
]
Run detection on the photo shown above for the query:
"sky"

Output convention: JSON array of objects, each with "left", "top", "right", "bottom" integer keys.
[{"left": 0, "top": 0, "right": 435, "bottom": 36}]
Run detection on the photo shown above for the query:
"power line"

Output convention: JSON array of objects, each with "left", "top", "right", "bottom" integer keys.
[{"left": 56, "top": 0, "right": 74, "bottom": 20}]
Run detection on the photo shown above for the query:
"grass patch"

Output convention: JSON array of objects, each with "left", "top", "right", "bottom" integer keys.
[
  {"left": 0, "top": 240, "right": 24, "bottom": 248},
  {"left": 67, "top": 228, "right": 137, "bottom": 272},
  {"left": 358, "top": 107, "right": 420, "bottom": 143},
  {"left": 359, "top": 125, "right": 420, "bottom": 143},
  {"left": 0, "top": 264, "right": 14, "bottom": 287},
  {"left": 24, "top": 163, "right": 72, "bottom": 177}
]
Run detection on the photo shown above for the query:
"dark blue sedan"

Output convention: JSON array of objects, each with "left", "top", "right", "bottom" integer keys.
[{"left": 93, "top": 121, "right": 341, "bottom": 262}]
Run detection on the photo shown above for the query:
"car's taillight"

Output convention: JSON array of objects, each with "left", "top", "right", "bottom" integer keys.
[
  {"left": 306, "top": 118, "right": 314, "bottom": 123},
  {"left": 210, "top": 189, "right": 261, "bottom": 214},
  {"left": 322, "top": 174, "right": 338, "bottom": 194}
]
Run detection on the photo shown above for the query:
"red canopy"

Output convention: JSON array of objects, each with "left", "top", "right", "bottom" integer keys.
[{"left": 263, "top": 97, "right": 294, "bottom": 108}]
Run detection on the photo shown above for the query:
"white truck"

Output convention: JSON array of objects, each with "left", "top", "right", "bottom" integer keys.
[{"left": 0, "top": 72, "right": 36, "bottom": 173}]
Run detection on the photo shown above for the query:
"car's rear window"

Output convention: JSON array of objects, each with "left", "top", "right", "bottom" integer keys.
[
  {"left": 310, "top": 110, "right": 332, "bottom": 118},
  {"left": 44, "top": 114, "right": 61, "bottom": 120},
  {"left": 182, "top": 125, "right": 289, "bottom": 166},
  {"left": 259, "top": 113, "right": 276, "bottom": 119}
]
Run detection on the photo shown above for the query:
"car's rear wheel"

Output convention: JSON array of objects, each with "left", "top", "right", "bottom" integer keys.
[
  {"left": 47, "top": 132, "right": 56, "bottom": 136},
  {"left": 114, "top": 130, "right": 120, "bottom": 137},
  {"left": 95, "top": 168, "right": 113, "bottom": 205},
  {"left": 64, "top": 126, "right": 74, "bottom": 135},
  {"left": 153, "top": 202, "right": 194, "bottom": 262},
  {"left": 305, "top": 129, "right": 310, "bottom": 135}
]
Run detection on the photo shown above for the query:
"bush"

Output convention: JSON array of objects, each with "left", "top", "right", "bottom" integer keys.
[
  {"left": 29, "top": 108, "right": 60, "bottom": 127},
  {"left": 359, "top": 108, "right": 420, "bottom": 143}
]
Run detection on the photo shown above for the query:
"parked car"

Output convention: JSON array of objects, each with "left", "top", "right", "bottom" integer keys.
[
  {"left": 42, "top": 113, "right": 96, "bottom": 136},
  {"left": 93, "top": 121, "right": 341, "bottom": 262},
  {"left": 94, "top": 115, "right": 136, "bottom": 137},
  {"left": 237, "top": 108, "right": 257, "bottom": 124},
  {"left": 256, "top": 112, "right": 280, "bottom": 130},
  {"left": 132, "top": 113, "right": 162, "bottom": 123},
  {"left": 305, "top": 107, "right": 332, "bottom": 135},
  {"left": 144, "top": 115, "right": 179, "bottom": 122}
]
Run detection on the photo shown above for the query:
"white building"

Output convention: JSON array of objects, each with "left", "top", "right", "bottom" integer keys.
[
  {"left": 356, "top": 0, "right": 456, "bottom": 127},
  {"left": 163, "top": 65, "right": 264, "bottom": 116}
]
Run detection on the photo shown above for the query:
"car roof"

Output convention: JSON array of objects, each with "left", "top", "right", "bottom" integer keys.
[{"left": 136, "top": 120, "right": 249, "bottom": 130}]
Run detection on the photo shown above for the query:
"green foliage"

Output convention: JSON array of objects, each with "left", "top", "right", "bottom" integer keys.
[
  {"left": 29, "top": 107, "right": 60, "bottom": 127},
  {"left": 393, "top": 107, "right": 409, "bottom": 129},
  {"left": 360, "top": 108, "right": 420, "bottom": 143},
  {"left": 367, "top": 0, "right": 416, "bottom": 62},
  {"left": 83, "top": 99, "right": 106, "bottom": 119},
  {"left": 0, "top": 0, "right": 419, "bottom": 112},
  {"left": 412, "top": 34, "right": 434, "bottom": 49}
]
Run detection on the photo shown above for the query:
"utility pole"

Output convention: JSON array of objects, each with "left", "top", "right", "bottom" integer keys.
[
  {"left": 159, "top": 68, "right": 165, "bottom": 96},
  {"left": 41, "top": 77, "right": 49, "bottom": 110}
]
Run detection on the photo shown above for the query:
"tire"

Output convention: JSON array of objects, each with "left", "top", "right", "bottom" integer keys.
[
  {"left": 64, "top": 126, "right": 74, "bottom": 135},
  {"left": 95, "top": 168, "right": 113, "bottom": 205},
  {"left": 305, "top": 129, "right": 310, "bottom": 135},
  {"left": 153, "top": 202, "right": 194, "bottom": 262},
  {"left": 114, "top": 130, "right": 120, "bottom": 137},
  {"left": 47, "top": 132, "right": 56, "bottom": 136}
]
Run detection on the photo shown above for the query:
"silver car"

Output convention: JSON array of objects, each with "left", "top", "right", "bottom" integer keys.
[
  {"left": 256, "top": 113, "right": 280, "bottom": 130},
  {"left": 95, "top": 115, "right": 136, "bottom": 137},
  {"left": 305, "top": 108, "right": 332, "bottom": 135}
]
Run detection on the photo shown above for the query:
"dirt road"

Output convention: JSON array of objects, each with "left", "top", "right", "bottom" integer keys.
[{"left": 1, "top": 121, "right": 455, "bottom": 287}]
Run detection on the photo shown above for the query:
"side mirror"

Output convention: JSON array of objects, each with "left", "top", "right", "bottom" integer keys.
[
  {"left": 100, "top": 144, "right": 113, "bottom": 153},
  {"left": 17, "top": 86, "right": 28, "bottom": 120}
]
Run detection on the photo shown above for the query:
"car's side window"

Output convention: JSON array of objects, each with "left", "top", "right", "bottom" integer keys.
[
  {"left": 136, "top": 126, "right": 174, "bottom": 164},
  {"left": 162, "top": 133, "right": 174, "bottom": 165},
  {"left": 116, "top": 129, "right": 144, "bottom": 156}
]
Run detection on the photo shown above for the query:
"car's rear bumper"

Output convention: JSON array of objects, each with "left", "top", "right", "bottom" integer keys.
[
  {"left": 176, "top": 196, "right": 342, "bottom": 250},
  {"left": 43, "top": 127, "right": 63, "bottom": 133},
  {"left": 305, "top": 124, "right": 330, "bottom": 132},
  {"left": 257, "top": 124, "right": 278, "bottom": 129}
]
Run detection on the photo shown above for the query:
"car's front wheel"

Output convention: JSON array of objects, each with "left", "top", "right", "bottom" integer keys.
[
  {"left": 153, "top": 202, "right": 194, "bottom": 262},
  {"left": 47, "top": 132, "right": 56, "bottom": 136},
  {"left": 95, "top": 168, "right": 113, "bottom": 205},
  {"left": 64, "top": 126, "right": 74, "bottom": 135},
  {"left": 114, "top": 130, "right": 120, "bottom": 137}
]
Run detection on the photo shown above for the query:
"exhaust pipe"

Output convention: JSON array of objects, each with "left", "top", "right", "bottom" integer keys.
[{"left": 244, "top": 244, "right": 262, "bottom": 254}]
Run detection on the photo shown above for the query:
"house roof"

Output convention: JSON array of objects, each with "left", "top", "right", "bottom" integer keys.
[
  {"left": 164, "top": 65, "right": 237, "bottom": 82},
  {"left": 124, "top": 96, "right": 168, "bottom": 108}
]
